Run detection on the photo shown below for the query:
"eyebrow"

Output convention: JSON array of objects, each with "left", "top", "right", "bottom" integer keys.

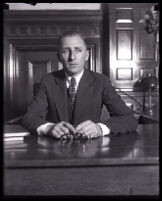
[{"left": 62, "top": 46, "right": 84, "bottom": 50}]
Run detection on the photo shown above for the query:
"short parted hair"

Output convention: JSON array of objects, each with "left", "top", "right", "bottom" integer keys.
[{"left": 58, "top": 31, "right": 87, "bottom": 49}]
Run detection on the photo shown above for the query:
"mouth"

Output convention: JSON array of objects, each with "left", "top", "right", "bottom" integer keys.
[{"left": 69, "top": 63, "right": 78, "bottom": 66}]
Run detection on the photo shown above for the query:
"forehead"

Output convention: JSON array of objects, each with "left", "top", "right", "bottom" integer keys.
[{"left": 60, "top": 35, "right": 86, "bottom": 48}]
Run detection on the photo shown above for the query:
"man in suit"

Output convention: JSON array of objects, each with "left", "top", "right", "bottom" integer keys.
[{"left": 22, "top": 31, "right": 138, "bottom": 139}]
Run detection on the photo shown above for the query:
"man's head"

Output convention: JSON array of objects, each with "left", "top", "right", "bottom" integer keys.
[{"left": 58, "top": 31, "right": 89, "bottom": 77}]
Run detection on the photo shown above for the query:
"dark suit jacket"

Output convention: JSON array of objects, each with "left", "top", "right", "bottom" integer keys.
[{"left": 22, "top": 69, "right": 138, "bottom": 134}]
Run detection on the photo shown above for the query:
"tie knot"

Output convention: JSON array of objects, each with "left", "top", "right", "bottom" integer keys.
[{"left": 70, "top": 77, "right": 76, "bottom": 86}]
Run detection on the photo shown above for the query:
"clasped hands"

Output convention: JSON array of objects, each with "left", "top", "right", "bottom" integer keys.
[{"left": 46, "top": 120, "right": 102, "bottom": 140}]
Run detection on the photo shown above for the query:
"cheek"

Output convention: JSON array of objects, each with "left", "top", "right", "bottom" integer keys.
[
  {"left": 61, "top": 54, "right": 69, "bottom": 62},
  {"left": 79, "top": 55, "right": 87, "bottom": 63}
]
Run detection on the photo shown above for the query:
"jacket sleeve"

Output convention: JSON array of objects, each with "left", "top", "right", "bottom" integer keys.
[
  {"left": 102, "top": 77, "right": 138, "bottom": 134},
  {"left": 22, "top": 80, "right": 49, "bottom": 134}
]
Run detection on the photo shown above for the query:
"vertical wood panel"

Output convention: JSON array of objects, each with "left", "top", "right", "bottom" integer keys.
[
  {"left": 9, "top": 44, "right": 15, "bottom": 105},
  {"left": 3, "top": 40, "right": 11, "bottom": 121},
  {"left": 139, "top": 31, "right": 155, "bottom": 60},
  {"left": 32, "top": 61, "right": 52, "bottom": 83},
  {"left": 116, "top": 8, "right": 133, "bottom": 23},
  {"left": 28, "top": 61, "right": 52, "bottom": 98},
  {"left": 116, "top": 68, "right": 133, "bottom": 80},
  {"left": 139, "top": 68, "right": 155, "bottom": 77},
  {"left": 117, "top": 30, "right": 132, "bottom": 60},
  {"left": 16, "top": 50, "right": 58, "bottom": 115}
]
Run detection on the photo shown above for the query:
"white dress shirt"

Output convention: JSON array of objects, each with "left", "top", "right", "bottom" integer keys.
[{"left": 37, "top": 70, "right": 110, "bottom": 136}]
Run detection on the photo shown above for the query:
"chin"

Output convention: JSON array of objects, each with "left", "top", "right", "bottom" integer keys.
[{"left": 67, "top": 69, "right": 79, "bottom": 76}]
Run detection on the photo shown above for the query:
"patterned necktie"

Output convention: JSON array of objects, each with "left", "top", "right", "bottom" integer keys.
[{"left": 69, "top": 77, "right": 76, "bottom": 106}]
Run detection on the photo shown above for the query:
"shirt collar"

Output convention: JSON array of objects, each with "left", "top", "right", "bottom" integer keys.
[{"left": 66, "top": 69, "right": 84, "bottom": 87}]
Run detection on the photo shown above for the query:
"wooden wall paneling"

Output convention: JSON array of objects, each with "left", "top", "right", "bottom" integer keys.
[
  {"left": 12, "top": 46, "right": 59, "bottom": 117},
  {"left": 9, "top": 43, "right": 17, "bottom": 113},
  {"left": 117, "top": 30, "right": 133, "bottom": 60},
  {"left": 86, "top": 38, "right": 101, "bottom": 73},
  {"left": 101, "top": 3, "right": 110, "bottom": 76},
  {"left": 115, "top": 8, "right": 133, "bottom": 23},
  {"left": 139, "top": 30, "right": 155, "bottom": 60},
  {"left": 109, "top": 3, "right": 158, "bottom": 88},
  {"left": 3, "top": 39, "right": 12, "bottom": 121},
  {"left": 4, "top": 10, "right": 102, "bottom": 38},
  {"left": 108, "top": 3, "right": 159, "bottom": 114},
  {"left": 135, "top": 5, "right": 158, "bottom": 78},
  {"left": 116, "top": 68, "right": 133, "bottom": 80},
  {"left": 139, "top": 68, "right": 155, "bottom": 78},
  {"left": 109, "top": 4, "right": 136, "bottom": 90}
]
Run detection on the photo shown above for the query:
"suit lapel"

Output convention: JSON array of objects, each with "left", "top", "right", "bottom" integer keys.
[
  {"left": 73, "top": 70, "right": 95, "bottom": 126},
  {"left": 52, "top": 70, "right": 68, "bottom": 122}
]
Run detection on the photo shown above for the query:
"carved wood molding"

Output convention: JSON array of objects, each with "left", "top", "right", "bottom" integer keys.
[
  {"left": 4, "top": 10, "right": 102, "bottom": 21},
  {"left": 5, "top": 25, "right": 101, "bottom": 38},
  {"left": 4, "top": 10, "right": 102, "bottom": 38}
]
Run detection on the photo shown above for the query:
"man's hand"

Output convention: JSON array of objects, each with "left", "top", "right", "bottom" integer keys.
[
  {"left": 46, "top": 121, "right": 75, "bottom": 139},
  {"left": 75, "top": 120, "right": 102, "bottom": 139}
]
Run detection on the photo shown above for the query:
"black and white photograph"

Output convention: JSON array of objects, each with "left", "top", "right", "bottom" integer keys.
[{"left": 3, "top": 2, "right": 159, "bottom": 197}]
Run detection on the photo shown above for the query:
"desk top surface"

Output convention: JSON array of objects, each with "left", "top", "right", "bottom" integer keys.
[{"left": 4, "top": 124, "right": 159, "bottom": 168}]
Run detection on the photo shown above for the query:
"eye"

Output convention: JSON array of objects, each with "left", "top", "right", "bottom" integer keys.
[
  {"left": 75, "top": 48, "right": 82, "bottom": 52},
  {"left": 61, "top": 49, "right": 69, "bottom": 54}
]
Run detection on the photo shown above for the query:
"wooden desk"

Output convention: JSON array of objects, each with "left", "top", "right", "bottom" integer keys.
[{"left": 3, "top": 124, "right": 159, "bottom": 196}]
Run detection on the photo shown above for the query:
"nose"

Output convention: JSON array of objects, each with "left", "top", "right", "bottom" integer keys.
[{"left": 69, "top": 50, "right": 76, "bottom": 61}]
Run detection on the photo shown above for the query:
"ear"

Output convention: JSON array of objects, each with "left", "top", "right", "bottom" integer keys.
[
  {"left": 57, "top": 53, "right": 62, "bottom": 63},
  {"left": 85, "top": 49, "right": 90, "bottom": 61}
]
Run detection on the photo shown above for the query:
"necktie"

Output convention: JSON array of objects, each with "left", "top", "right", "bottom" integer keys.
[{"left": 69, "top": 77, "right": 76, "bottom": 106}]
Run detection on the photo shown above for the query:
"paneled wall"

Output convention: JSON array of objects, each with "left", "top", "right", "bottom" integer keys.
[
  {"left": 106, "top": 3, "right": 159, "bottom": 114},
  {"left": 108, "top": 3, "right": 158, "bottom": 88}
]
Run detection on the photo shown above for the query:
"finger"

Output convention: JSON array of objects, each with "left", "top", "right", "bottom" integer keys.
[
  {"left": 85, "top": 131, "right": 98, "bottom": 139},
  {"left": 76, "top": 122, "right": 95, "bottom": 134},
  {"left": 55, "top": 122, "right": 71, "bottom": 134},
  {"left": 79, "top": 123, "right": 99, "bottom": 139},
  {"left": 76, "top": 120, "right": 92, "bottom": 132},
  {"left": 64, "top": 122, "right": 75, "bottom": 133},
  {"left": 84, "top": 127, "right": 93, "bottom": 134},
  {"left": 80, "top": 128, "right": 93, "bottom": 138},
  {"left": 76, "top": 126, "right": 89, "bottom": 135},
  {"left": 60, "top": 133, "right": 68, "bottom": 140},
  {"left": 50, "top": 129, "right": 61, "bottom": 139},
  {"left": 60, "top": 126, "right": 70, "bottom": 134},
  {"left": 54, "top": 127, "right": 64, "bottom": 136}
]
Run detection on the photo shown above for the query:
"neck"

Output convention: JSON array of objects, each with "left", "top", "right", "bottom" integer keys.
[{"left": 65, "top": 69, "right": 84, "bottom": 78}]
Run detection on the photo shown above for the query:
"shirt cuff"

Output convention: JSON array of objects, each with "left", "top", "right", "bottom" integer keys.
[
  {"left": 98, "top": 123, "right": 110, "bottom": 136},
  {"left": 37, "top": 122, "right": 55, "bottom": 135}
]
